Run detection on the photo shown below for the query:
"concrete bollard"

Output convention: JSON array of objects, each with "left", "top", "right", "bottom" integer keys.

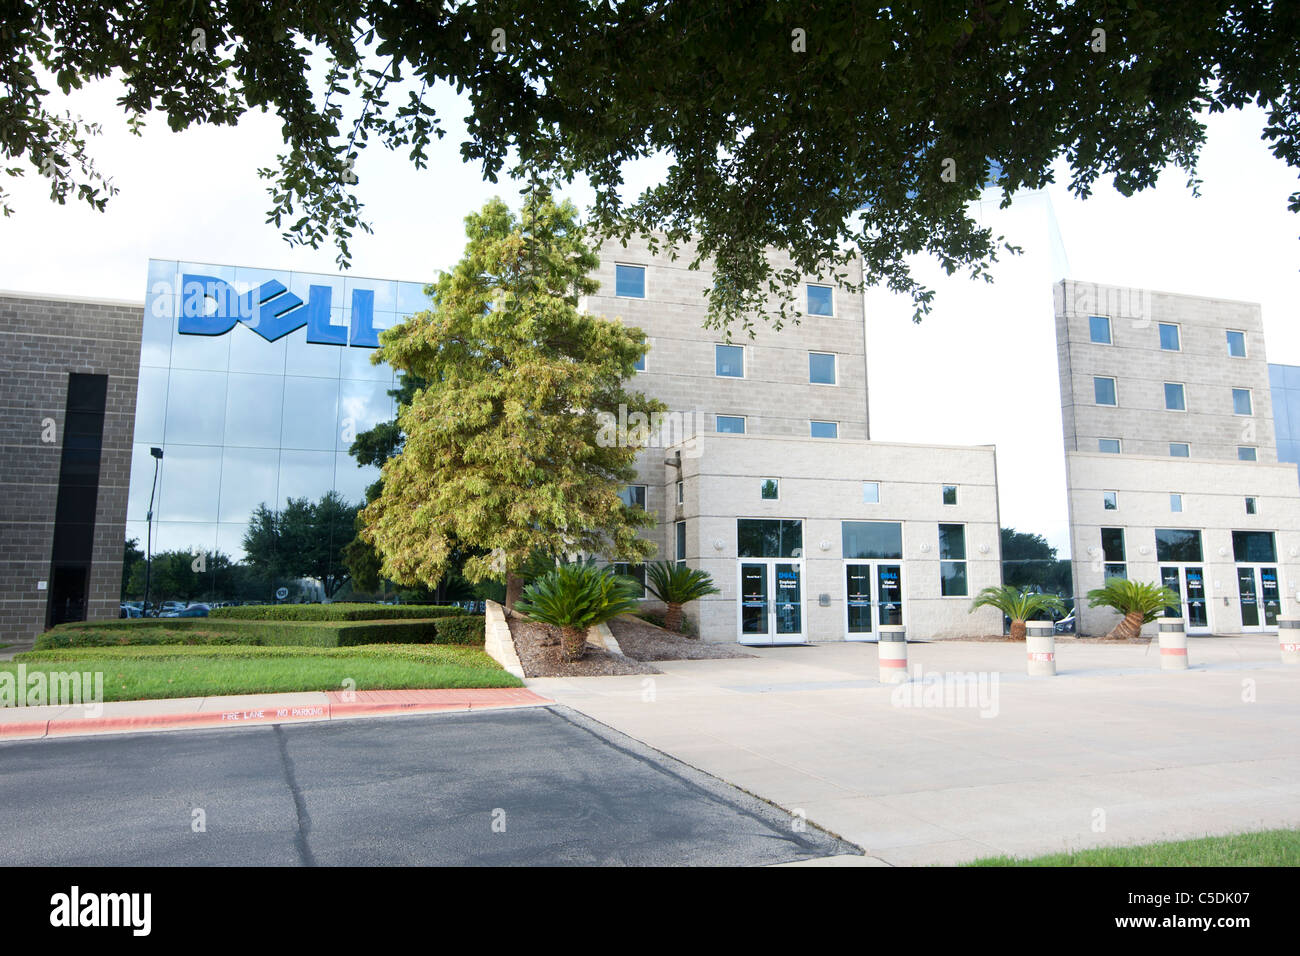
[
  {"left": 1158, "top": 618, "right": 1188, "bottom": 671},
  {"left": 877, "top": 625, "right": 908, "bottom": 684},
  {"left": 1025, "top": 621, "right": 1057, "bottom": 676},
  {"left": 1279, "top": 616, "right": 1300, "bottom": 666}
]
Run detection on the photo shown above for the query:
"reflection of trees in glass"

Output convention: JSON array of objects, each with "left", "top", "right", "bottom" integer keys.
[
  {"left": 125, "top": 549, "right": 248, "bottom": 607},
  {"left": 1001, "top": 528, "right": 1072, "bottom": 599},
  {"left": 242, "top": 491, "right": 360, "bottom": 599},
  {"left": 121, "top": 537, "right": 144, "bottom": 600}
]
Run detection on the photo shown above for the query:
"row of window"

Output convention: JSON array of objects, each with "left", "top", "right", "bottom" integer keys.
[
  {"left": 712, "top": 344, "right": 838, "bottom": 384},
  {"left": 1098, "top": 527, "right": 1277, "bottom": 578},
  {"left": 714, "top": 414, "right": 840, "bottom": 439},
  {"left": 623, "top": 481, "right": 961, "bottom": 507},
  {"left": 1103, "top": 489, "right": 1260, "bottom": 516},
  {"left": 1093, "top": 377, "right": 1254, "bottom": 415},
  {"left": 1094, "top": 437, "right": 1259, "bottom": 460},
  {"left": 613, "top": 264, "right": 837, "bottom": 317},
  {"left": 1088, "top": 315, "right": 1249, "bottom": 358}
]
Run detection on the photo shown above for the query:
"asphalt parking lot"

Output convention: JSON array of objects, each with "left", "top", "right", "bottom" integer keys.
[{"left": 0, "top": 706, "right": 856, "bottom": 866}]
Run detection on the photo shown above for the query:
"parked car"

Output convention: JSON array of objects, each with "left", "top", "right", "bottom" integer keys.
[
  {"left": 178, "top": 603, "right": 210, "bottom": 618},
  {"left": 1054, "top": 611, "right": 1076, "bottom": 634},
  {"left": 119, "top": 603, "right": 141, "bottom": 618}
]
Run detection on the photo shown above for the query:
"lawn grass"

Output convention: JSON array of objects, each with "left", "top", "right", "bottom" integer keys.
[
  {"left": 965, "top": 829, "right": 1300, "bottom": 866},
  {"left": 5, "top": 643, "right": 521, "bottom": 702}
]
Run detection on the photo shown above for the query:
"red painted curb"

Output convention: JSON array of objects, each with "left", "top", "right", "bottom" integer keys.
[{"left": 3, "top": 687, "right": 550, "bottom": 741}]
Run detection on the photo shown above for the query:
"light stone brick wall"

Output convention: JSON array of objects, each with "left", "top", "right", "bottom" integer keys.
[
  {"left": 657, "top": 434, "right": 1004, "bottom": 642},
  {"left": 1066, "top": 451, "right": 1300, "bottom": 636},
  {"left": 1054, "top": 280, "right": 1276, "bottom": 461},
  {"left": 581, "top": 235, "right": 869, "bottom": 443}
]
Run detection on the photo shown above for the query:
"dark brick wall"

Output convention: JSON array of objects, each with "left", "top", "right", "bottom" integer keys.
[{"left": 0, "top": 293, "right": 143, "bottom": 642}]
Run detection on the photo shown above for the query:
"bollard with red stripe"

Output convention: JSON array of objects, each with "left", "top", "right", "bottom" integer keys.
[
  {"left": 877, "top": 625, "right": 909, "bottom": 684},
  {"left": 1158, "top": 617, "right": 1188, "bottom": 671},
  {"left": 1279, "top": 616, "right": 1300, "bottom": 666},
  {"left": 1026, "top": 621, "right": 1057, "bottom": 676}
]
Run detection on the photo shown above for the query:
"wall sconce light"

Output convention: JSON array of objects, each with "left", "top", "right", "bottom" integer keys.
[
  {"left": 919, "top": 543, "right": 931, "bottom": 553},
  {"left": 712, "top": 538, "right": 725, "bottom": 551},
  {"left": 978, "top": 544, "right": 990, "bottom": 554},
  {"left": 1218, "top": 546, "right": 1229, "bottom": 557},
  {"left": 819, "top": 539, "right": 831, "bottom": 551},
  {"left": 1138, "top": 545, "right": 1151, "bottom": 555}
]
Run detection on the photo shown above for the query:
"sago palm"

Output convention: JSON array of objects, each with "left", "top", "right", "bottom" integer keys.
[
  {"left": 513, "top": 561, "right": 642, "bottom": 661},
  {"left": 970, "top": 586, "right": 1066, "bottom": 640},
  {"left": 644, "top": 561, "right": 720, "bottom": 634},
  {"left": 1086, "top": 579, "right": 1179, "bottom": 641}
]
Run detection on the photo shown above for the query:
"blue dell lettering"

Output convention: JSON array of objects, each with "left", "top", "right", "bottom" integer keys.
[{"left": 178, "top": 275, "right": 380, "bottom": 348}]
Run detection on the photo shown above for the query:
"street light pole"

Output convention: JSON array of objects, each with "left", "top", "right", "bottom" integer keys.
[{"left": 142, "top": 446, "right": 163, "bottom": 617}]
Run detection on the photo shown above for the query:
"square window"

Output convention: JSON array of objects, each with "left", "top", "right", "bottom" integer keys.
[
  {"left": 809, "top": 351, "right": 836, "bottom": 385},
  {"left": 942, "top": 484, "right": 958, "bottom": 505},
  {"left": 1170, "top": 493, "right": 1183, "bottom": 513},
  {"left": 761, "top": 478, "right": 779, "bottom": 500},
  {"left": 1158, "top": 323, "right": 1181, "bottom": 351},
  {"left": 810, "top": 421, "right": 838, "bottom": 439},
  {"left": 614, "top": 264, "right": 645, "bottom": 298},
  {"left": 1169, "top": 442, "right": 1190, "bottom": 458},
  {"left": 1164, "top": 382, "right": 1186, "bottom": 411},
  {"left": 1227, "top": 330, "right": 1246, "bottom": 357},
  {"left": 1103, "top": 491, "right": 1117, "bottom": 510},
  {"left": 1232, "top": 388, "right": 1253, "bottom": 416},
  {"left": 1094, "top": 376, "right": 1117, "bottom": 406},
  {"left": 1245, "top": 496, "right": 1258, "bottom": 515},
  {"left": 715, "top": 344, "right": 744, "bottom": 378},
  {"left": 862, "top": 481, "right": 880, "bottom": 504},
  {"left": 1089, "top": 315, "right": 1112, "bottom": 344},
  {"left": 807, "top": 284, "right": 834, "bottom": 316},
  {"left": 1238, "top": 446, "right": 1257, "bottom": 461},
  {"left": 1098, "top": 438, "right": 1121, "bottom": 454},
  {"left": 716, "top": 415, "right": 746, "bottom": 434},
  {"left": 618, "top": 485, "right": 646, "bottom": 510}
]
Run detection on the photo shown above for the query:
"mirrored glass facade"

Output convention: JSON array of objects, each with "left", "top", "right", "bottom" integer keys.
[{"left": 126, "top": 260, "right": 430, "bottom": 601}]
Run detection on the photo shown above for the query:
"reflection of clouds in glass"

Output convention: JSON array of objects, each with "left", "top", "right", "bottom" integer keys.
[
  {"left": 157, "top": 445, "right": 223, "bottom": 523},
  {"left": 278, "top": 450, "right": 335, "bottom": 508},
  {"left": 337, "top": 379, "right": 395, "bottom": 451},
  {"left": 134, "top": 367, "right": 169, "bottom": 443},
  {"left": 153, "top": 521, "right": 219, "bottom": 557},
  {"left": 217, "top": 447, "right": 279, "bottom": 523},
  {"left": 334, "top": 452, "right": 378, "bottom": 508},
  {"left": 281, "top": 377, "right": 340, "bottom": 451},
  {"left": 224, "top": 373, "right": 284, "bottom": 448},
  {"left": 164, "top": 368, "right": 227, "bottom": 444}
]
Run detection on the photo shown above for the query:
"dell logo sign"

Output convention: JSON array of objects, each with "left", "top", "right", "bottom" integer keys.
[{"left": 178, "top": 275, "right": 381, "bottom": 348}]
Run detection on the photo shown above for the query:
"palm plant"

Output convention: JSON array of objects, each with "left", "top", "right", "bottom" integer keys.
[
  {"left": 644, "top": 561, "right": 720, "bottom": 634},
  {"left": 970, "top": 585, "right": 1066, "bottom": 640},
  {"left": 513, "top": 561, "right": 643, "bottom": 661},
  {"left": 1086, "top": 579, "right": 1180, "bottom": 641}
]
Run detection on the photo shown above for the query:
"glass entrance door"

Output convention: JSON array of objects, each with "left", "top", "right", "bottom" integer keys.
[
  {"left": 1238, "top": 565, "right": 1280, "bottom": 631},
  {"left": 1161, "top": 566, "right": 1210, "bottom": 633},
  {"left": 738, "top": 560, "right": 805, "bottom": 644},
  {"left": 844, "top": 562, "right": 903, "bottom": 640}
]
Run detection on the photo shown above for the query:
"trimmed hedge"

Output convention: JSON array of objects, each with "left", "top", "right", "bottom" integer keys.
[
  {"left": 38, "top": 613, "right": 485, "bottom": 650},
  {"left": 210, "top": 603, "right": 467, "bottom": 622}
]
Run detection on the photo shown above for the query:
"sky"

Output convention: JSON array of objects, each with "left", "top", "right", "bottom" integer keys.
[{"left": 3, "top": 79, "right": 1298, "bottom": 558}]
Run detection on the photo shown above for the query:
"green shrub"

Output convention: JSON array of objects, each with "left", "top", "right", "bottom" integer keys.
[
  {"left": 210, "top": 603, "right": 467, "bottom": 621},
  {"left": 38, "top": 612, "right": 484, "bottom": 650},
  {"left": 432, "top": 615, "right": 486, "bottom": 645}
]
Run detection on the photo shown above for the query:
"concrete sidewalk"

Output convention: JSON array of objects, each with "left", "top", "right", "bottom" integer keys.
[
  {"left": 529, "top": 635, "right": 1300, "bottom": 865},
  {"left": 0, "top": 687, "right": 550, "bottom": 741}
]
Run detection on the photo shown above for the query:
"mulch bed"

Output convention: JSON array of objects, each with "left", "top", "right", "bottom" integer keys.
[
  {"left": 609, "top": 615, "right": 756, "bottom": 662},
  {"left": 507, "top": 617, "right": 658, "bottom": 677}
]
